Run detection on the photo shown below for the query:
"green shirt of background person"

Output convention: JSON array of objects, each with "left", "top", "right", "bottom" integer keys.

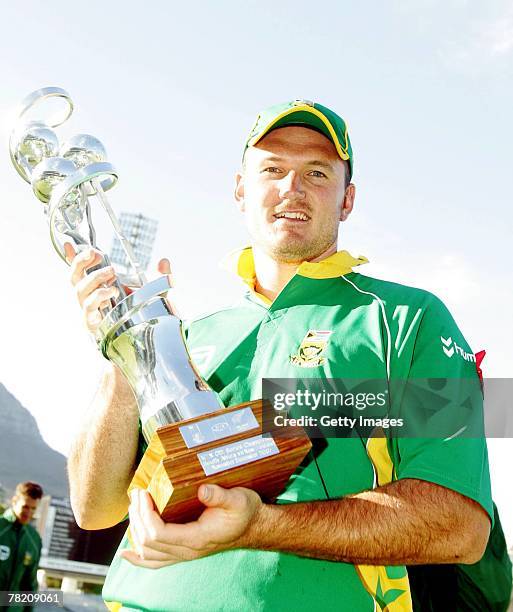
[{"left": 0, "top": 482, "right": 43, "bottom": 611}]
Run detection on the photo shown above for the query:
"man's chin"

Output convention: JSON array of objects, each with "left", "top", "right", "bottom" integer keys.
[{"left": 268, "top": 241, "right": 330, "bottom": 264}]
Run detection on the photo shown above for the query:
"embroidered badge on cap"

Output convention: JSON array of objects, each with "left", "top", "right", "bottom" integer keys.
[{"left": 293, "top": 99, "right": 314, "bottom": 107}]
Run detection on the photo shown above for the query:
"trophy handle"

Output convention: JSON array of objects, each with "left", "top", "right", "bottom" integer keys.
[{"left": 16, "top": 87, "right": 74, "bottom": 128}]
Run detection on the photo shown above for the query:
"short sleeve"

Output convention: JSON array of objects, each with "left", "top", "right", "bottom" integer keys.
[{"left": 394, "top": 295, "right": 493, "bottom": 523}]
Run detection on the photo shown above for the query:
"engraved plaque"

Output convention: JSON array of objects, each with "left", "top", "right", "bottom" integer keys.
[
  {"left": 197, "top": 434, "right": 280, "bottom": 476},
  {"left": 179, "top": 407, "right": 259, "bottom": 448}
]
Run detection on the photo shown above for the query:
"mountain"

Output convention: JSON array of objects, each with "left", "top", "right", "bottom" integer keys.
[{"left": 0, "top": 383, "right": 68, "bottom": 498}]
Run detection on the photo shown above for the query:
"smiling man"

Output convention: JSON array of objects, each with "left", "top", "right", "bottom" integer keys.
[
  {"left": 68, "top": 100, "right": 496, "bottom": 611},
  {"left": 237, "top": 123, "right": 353, "bottom": 267}
]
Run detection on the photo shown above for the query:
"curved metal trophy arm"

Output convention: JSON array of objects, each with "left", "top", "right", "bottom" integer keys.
[
  {"left": 9, "top": 87, "right": 131, "bottom": 318},
  {"left": 10, "top": 87, "right": 74, "bottom": 183},
  {"left": 9, "top": 87, "right": 225, "bottom": 445}
]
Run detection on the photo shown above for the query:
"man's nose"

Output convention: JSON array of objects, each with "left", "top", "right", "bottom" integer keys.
[{"left": 278, "top": 171, "right": 305, "bottom": 200}]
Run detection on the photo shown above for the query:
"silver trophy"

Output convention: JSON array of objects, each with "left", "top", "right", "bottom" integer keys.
[
  {"left": 10, "top": 88, "right": 311, "bottom": 523},
  {"left": 10, "top": 87, "right": 220, "bottom": 441}
]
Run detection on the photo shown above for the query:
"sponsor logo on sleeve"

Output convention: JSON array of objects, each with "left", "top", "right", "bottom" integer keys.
[
  {"left": 441, "top": 336, "right": 476, "bottom": 362},
  {"left": 0, "top": 545, "right": 10, "bottom": 561}
]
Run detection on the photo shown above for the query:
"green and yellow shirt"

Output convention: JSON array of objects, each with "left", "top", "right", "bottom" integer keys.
[
  {"left": 0, "top": 509, "right": 42, "bottom": 609},
  {"left": 103, "top": 249, "right": 492, "bottom": 612}
]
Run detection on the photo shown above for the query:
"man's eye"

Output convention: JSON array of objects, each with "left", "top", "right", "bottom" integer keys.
[
  {"left": 263, "top": 167, "right": 281, "bottom": 174},
  {"left": 309, "top": 170, "right": 327, "bottom": 178}
]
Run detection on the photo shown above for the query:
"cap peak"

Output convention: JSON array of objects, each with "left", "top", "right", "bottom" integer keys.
[{"left": 244, "top": 100, "right": 353, "bottom": 178}]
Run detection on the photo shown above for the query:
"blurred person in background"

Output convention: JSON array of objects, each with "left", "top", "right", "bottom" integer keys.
[{"left": 0, "top": 482, "right": 43, "bottom": 607}]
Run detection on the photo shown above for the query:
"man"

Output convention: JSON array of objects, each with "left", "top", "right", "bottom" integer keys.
[
  {"left": 67, "top": 101, "right": 495, "bottom": 611},
  {"left": 0, "top": 482, "right": 43, "bottom": 604}
]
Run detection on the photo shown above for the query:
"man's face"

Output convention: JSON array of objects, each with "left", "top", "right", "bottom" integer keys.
[
  {"left": 12, "top": 495, "right": 39, "bottom": 525},
  {"left": 235, "top": 126, "right": 355, "bottom": 263}
]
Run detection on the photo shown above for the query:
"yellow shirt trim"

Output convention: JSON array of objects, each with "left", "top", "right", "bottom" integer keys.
[
  {"left": 223, "top": 246, "right": 368, "bottom": 305},
  {"left": 297, "top": 250, "right": 368, "bottom": 279}
]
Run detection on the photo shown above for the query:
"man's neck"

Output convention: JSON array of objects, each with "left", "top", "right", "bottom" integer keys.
[{"left": 253, "top": 243, "right": 338, "bottom": 302}]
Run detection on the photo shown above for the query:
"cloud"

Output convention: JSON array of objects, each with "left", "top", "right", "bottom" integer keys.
[
  {"left": 483, "top": 9, "right": 513, "bottom": 56},
  {"left": 439, "top": 4, "right": 513, "bottom": 71},
  {"left": 363, "top": 250, "right": 481, "bottom": 307}
]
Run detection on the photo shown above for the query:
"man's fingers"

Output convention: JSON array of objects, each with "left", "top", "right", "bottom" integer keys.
[
  {"left": 130, "top": 545, "right": 175, "bottom": 562},
  {"left": 76, "top": 267, "right": 117, "bottom": 334},
  {"left": 198, "top": 485, "right": 259, "bottom": 515},
  {"left": 128, "top": 490, "right": 187, "bottom": 556},
  {"left": 139, "top": 489, "right": 157, "bottom": 517},
  {"left": 70, "top": 248, "right": 104, "bottom": 286},
  {"left": 75, "top": 267, "right": 116, "bottom": 307},
  {"left": 198, "top": 484, "right": 232, "bottom": 509},
  {"left": 157, "top": 258, "right": 173, "bottom": 287},
  {"left": 128, "top": 490, "right": 146, "bottom": 557},
  {"left": 63, "top": 242, "right": 76, "bottom": 263},
  {"left": 129, "top": 489, "right": 160, "bottom": 556},
  {"left": 158, "top": 258, "right": 171, "bottom": 275},
  {"left": 83, "top": 286, "right": 119, "bottom": 321},
  {"left": 120, "top": 549, "right": 174, "bottom": 569},
  {"left": 135, "top": 490, "right": 198, "bottom": 553},
  {"left": 138, "top": 490, "right": 167, "bottom": 542}
]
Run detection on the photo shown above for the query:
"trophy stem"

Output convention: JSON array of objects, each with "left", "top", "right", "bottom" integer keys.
[
  {"left": 90, "top": 177, "right": 147, "bottom": 286},
  {"left": 82, "top": 186, "right": 97, "bottom": 246}
]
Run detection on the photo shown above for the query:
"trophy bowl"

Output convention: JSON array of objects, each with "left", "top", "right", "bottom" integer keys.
[
  {"left": 10, "top": 121, "right": 60, "bottom": 183},
  {"left": 31, "top": 157, "right": 78, "bottom": 204},
  {"left": 61, "top": 133, "right": 107, "bottom": 169}
]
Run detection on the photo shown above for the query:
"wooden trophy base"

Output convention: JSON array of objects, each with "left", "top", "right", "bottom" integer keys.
[{"left": 128, "top": 399, "right": 312, "bottom": 523}]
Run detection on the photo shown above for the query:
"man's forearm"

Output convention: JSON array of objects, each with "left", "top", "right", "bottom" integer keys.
[
  {"left": 242, "top": 478, "right": 490, "bottom": 565},
  {"left": 68, "top": 362, "right": 139, "bottom": 529}
]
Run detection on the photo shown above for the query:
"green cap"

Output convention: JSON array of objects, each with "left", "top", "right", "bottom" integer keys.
[{"left": 244, "top": 99, "right": 353, "bottom": 178}]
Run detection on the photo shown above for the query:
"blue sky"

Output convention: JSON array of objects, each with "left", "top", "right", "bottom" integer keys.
[{"left": 1, "top": 0, "right": 512, "bottom": 538}]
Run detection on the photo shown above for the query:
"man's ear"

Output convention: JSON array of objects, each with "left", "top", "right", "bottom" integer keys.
[
  {"left": 340, "top": 183, "right": 355, "bottom": 222},
  {"left": 234, "top": 172, "right": 245, "bottom": 212}
]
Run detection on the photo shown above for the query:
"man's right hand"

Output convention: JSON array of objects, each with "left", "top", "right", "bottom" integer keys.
[
  {"left": 64, "top": 243, "right": 173, "bottom": 335},
  {"left": 64, "top": 243, "right": 120, "bottom": 334}
]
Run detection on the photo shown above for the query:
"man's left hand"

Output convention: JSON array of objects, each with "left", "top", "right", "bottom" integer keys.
[{"left": 121, "top": 485, "right": 263, "bottom": 568}]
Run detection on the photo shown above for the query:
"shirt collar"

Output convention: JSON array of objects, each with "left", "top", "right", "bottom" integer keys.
[
  {"left": 223, "top": 246, "right": 369, "bottom": 304},
  {"left": 2, "top": 508, "right": 17, "bottom": 523}
]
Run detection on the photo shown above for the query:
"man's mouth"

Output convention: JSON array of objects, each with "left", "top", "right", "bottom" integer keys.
[{"left": 274, "top": 211, "right": 311, "bottom": 222}]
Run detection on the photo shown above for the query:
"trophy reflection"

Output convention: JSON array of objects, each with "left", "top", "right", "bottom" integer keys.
[{"left": 10, "top": 87, "right": 312, "bottom": 523}]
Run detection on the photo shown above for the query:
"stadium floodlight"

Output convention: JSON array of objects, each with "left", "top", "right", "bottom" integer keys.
[{"left": 109, "top": 212, "right": 158, "bottom": 287}]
